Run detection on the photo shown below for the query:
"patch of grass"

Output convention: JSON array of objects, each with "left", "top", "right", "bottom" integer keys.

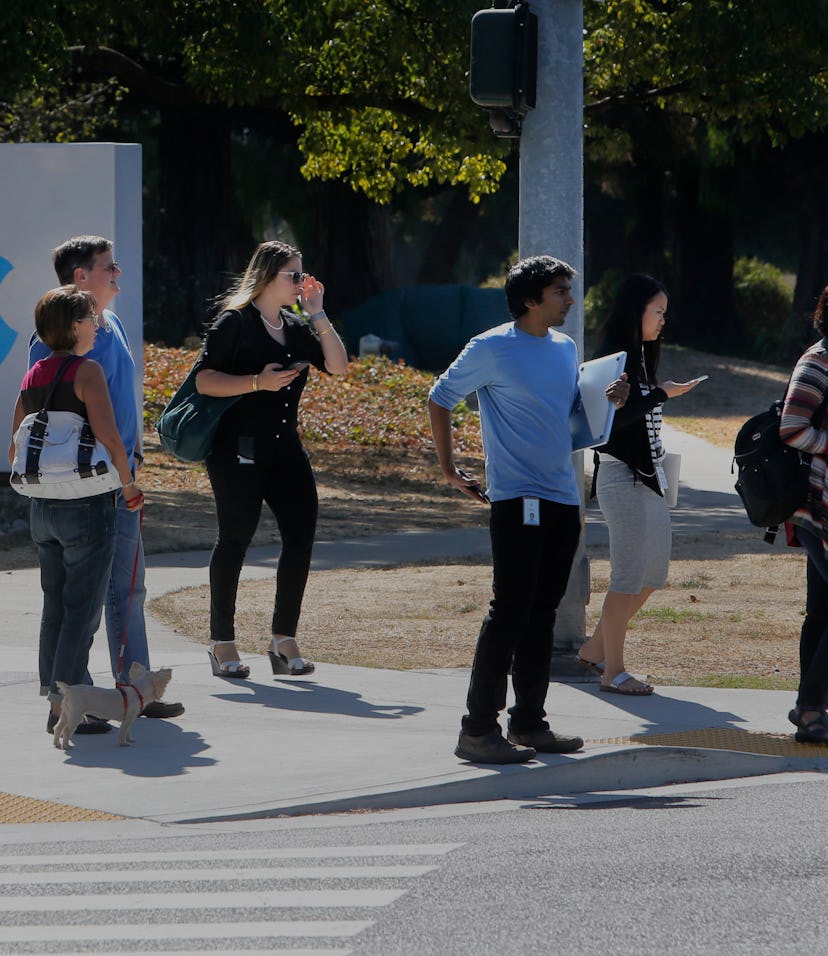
[
  {"left": 656, "top": 674, "right": 798, "bottom": 691},
  {"left": 670, "top": 572, "right": 714, "bottom": 589},
  {"left": 636, "top": 607, "right": 710, "bottom": 624}
]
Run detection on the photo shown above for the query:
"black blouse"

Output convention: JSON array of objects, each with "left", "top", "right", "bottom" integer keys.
[{"left": 194, "top": 305, "right": 327, "bottom": 444}]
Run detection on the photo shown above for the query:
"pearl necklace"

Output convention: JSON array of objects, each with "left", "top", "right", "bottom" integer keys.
[{"left": 252, "top": 302, "right": 284, "bottom": 332}]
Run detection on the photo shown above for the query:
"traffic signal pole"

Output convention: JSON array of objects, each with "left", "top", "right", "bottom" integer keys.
[{"left": 518, "top": 0, "right": 589, "bottom": 672}]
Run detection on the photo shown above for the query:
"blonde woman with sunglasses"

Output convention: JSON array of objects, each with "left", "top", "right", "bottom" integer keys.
[{"left": 195, "top": 241, "right": 348, "bottom": 679}]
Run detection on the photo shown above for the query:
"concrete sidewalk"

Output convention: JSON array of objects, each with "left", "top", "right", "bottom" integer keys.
[
  {"left": 2, "top": 612, "right": 826, "bottom": 826},
  {"left": 1, "top": 422, "right": 824, "bottom": 826}
]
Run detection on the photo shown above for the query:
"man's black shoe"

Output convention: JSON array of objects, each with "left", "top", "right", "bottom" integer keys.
[
  {"left": 46, "top": 713, "right": 111, "bottom": 735},
  {"left": 455, "top": 730, "right": 536, "bottom": 764},
  {"left": 141, "top": 700, "right": 185, "bottom": 719},
  {"left": 507, "top": 727, "right": 583, "bottom": 754}
]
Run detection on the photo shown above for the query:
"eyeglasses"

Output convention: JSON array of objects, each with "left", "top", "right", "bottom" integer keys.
[{"left": 278, "top": 271, "right": 307, "bottom": 285}]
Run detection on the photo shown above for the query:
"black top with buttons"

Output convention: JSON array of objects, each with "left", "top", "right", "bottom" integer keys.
[{"left": 194, "top": 305, "right": 327, "bottom": 447}]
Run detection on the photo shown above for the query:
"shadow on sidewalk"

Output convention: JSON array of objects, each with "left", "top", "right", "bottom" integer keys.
[
  {"left": 213, "top": 678, "right": 425, "bottom": 720},
  {"left": 570, "top": 680, "right": 752, "bottom": 736},
  {"left": 56, "top": 721, "right": 214, "bottom": 777}
]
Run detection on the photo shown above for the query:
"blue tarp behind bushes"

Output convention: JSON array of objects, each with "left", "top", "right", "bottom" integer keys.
[{"left": 341, "top": 285, "right": 509, "bottom": 371}]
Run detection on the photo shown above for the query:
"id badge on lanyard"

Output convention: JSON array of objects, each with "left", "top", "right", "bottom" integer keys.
[{"left": 523, "top": 497, "right": 540, "bottom": 526}]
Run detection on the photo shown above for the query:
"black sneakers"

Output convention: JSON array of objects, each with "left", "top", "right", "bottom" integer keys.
[
  {"left": 507, "top": 727, "right": 584, "bottom": 754},
  {"left": 455, "top": 730, "right": 536, "bottom": 763},
  {"left": 141, "top": 700, "right": 185, "bottom": 719},
  {"left": 46, "top": 712, "right": 112, "bottom": 735}
]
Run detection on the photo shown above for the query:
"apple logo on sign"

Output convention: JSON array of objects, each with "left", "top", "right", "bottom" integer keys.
[{"left": 0, "top": 257, "right": 18, "bottom": 365}]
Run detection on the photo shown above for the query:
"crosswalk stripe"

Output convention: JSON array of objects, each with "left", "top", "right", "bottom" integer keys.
[
  {"left": 0, "top": 839, "right": 464, "bottom": 953},
  {"left": 0, "top": 843, "right": 461, "bottom": 867},
  {"left": 0, "top": 864, "right": 437, "bottom": 885},
  {"left": 39, "top": 951, "right": 350, "bottom": 956},
  {"left": 0, "top": 921, "right": 372, "bottom": 943},
  {"left": 0, "top": 888, "right": 405, "bottom": 911}
]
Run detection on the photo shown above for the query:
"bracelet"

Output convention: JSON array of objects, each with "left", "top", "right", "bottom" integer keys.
[
  {"left": 316, "top": 325, "right": 334, "bottom": 335},
  {"left": 252, "top": 374, "right": 258, "bottom": 392},
  {"left": 121, "top": 481, "right": 135, "bottom": 489},
  {"left": 309, "top": 310, "right": 327, "bottom": 321}
]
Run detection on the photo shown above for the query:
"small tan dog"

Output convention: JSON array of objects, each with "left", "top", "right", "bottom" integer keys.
[{"left": 53, "top": 662, "right": 173, "bottom": 750}]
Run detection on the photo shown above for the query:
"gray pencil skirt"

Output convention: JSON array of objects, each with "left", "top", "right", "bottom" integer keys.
[{"left": 596, "top": 457, "right": 671, "bottom": 594}]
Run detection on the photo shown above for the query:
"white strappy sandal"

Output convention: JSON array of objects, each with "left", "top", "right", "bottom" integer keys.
[
  {"left": 208, "top": 641, "right": 251, "bottom": 679},
  {"left": 267, "top": 637, "right": 315, "bottom": 676}
]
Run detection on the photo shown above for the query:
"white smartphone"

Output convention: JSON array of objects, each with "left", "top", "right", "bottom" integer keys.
[{"left": 690, "top": 374, "right": 709, "bottom": 384}]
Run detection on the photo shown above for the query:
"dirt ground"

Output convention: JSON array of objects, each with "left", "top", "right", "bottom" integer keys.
[{"left": 1, "top": 344, "right": 805, "bottom": 688}]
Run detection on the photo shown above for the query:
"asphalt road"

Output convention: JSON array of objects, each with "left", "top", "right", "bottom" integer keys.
[{"left": 1, "top": 772, "right": 825, "bottom": 955}]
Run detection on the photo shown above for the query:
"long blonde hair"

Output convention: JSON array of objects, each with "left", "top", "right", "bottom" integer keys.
[{"left": 216, "top": 241, "right": 302, "bottom": 313}]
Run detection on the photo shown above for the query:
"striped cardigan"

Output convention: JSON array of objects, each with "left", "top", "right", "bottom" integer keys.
[{"left": 779, "top": 339, "right": 828, "bottom": 545}]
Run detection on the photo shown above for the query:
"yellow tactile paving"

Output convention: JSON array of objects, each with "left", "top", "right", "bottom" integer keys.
[
  {"left": 589, "top": 726, "right": 828, "bottom": 757},
  {"left": 0, "top": 792, "right": 123, "bottom": 825}
]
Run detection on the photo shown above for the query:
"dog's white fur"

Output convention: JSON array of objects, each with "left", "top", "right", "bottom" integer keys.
[{"left": 53, "top": 662, "right": 173, "bottom": 750}]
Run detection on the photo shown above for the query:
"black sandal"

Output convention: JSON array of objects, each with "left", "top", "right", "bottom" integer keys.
[{"left": 790, "top": 707, "right": 828, "bottom": 744}]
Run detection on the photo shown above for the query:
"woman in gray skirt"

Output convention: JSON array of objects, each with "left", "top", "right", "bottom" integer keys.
[{"left": 576, "top": 274, "right": 703, "bottom": 695}]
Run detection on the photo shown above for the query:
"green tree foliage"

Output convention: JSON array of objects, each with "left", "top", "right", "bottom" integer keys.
[
  {"left": 585, "top": 0, "right": 828, "bottom": 146},
  {"left": 0, "top": 0, "right": 508, "bottom": 203},
  {"left": 5, "top": 0, "right": 828, "bottom": 203}
]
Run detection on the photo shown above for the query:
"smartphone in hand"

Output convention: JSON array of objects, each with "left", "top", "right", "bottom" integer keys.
[
  {"left": 458, "top": 469, "right": 490, "bottom": 503},
  {"left": 690, "top": 375, "right": 709, "bottom": 384}
]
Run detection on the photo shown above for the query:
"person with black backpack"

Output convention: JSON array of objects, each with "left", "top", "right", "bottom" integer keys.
[{"left": 779, "top": 286, "right": 828, "bottom": 744}]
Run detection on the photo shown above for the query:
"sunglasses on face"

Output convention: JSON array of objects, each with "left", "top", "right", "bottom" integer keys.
[{"left": 278, "top": 271, "right": 307, "bottom": 285}]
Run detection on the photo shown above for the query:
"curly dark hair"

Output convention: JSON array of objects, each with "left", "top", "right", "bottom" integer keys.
[{"left": 504, "top": 255, "right": 576, "bottom": 321}]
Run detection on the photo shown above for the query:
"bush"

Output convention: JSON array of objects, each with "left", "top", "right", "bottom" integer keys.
[
  {"left": 583, "top": 268, "right": 625, "bottom": 337},
  {"left": 733, "top": 257, "right": 793, "bottom": 360}
]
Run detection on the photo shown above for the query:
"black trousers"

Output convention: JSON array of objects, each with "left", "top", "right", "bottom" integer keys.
[
  {"left": 462, "top": 497, "right": 581, "bottom": 736},
  {"left": 206, "top": 436, "right": 318, "bottom": 642},
  {"left": 794, "top": 527, "right": 828, "bottom": 709}
]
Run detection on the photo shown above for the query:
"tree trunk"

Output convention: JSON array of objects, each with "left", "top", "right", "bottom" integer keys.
[
  {"left": 790, "top": 135, "right": 828, "bottom": 321},
  {"left": 417, "top": 188, "right": 482, "bottom": 284},
  {"left": 672, "top": 158, "right": 738, "bottom": 349},
  {"left": 151, "top": 106, "right": 234, "bottom": 342},
  {"left": 311, "top": 181, "right": 394, "bottom": 314},
  {"left": 763, "top": 134, "right": 828, "bottom": 356}
]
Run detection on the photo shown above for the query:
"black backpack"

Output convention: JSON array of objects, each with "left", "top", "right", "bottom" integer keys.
[{"left": 733, "top": 382, "right": 828, "bottom": 544}]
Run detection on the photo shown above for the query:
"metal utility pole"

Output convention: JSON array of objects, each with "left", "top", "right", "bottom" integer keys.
[{"left": 518, "top": 0, "right": 588, "bottom": 669}]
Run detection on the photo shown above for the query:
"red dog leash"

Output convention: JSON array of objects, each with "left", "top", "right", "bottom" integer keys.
[{"left": 114, "top": 503, "right": 145, "bottom": 712}]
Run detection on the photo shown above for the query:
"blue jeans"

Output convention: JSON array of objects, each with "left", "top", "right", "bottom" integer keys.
[
  {"left": 31, "top": 493, "right": 117, "bottom": 700},
  {"left": 792, "top": 526, "right": 828, "bottom": 710},
  {"left": 462, "top": 497, "right": 582, "bottom": 736},
  {"left": 95, "top": 494, "right": 150, "bottom": 683}
]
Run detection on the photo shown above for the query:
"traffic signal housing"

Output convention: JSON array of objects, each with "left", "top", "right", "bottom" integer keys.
[{"left": 469, "top": 2, "right": 538, "bottom": 138}]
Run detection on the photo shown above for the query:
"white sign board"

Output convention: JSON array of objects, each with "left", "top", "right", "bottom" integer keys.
[{"left": 0, "top": 143, "right": 143, "bottom": 463}]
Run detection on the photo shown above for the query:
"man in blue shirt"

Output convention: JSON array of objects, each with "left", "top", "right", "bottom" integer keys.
[
  {"left": 30, "top": 236, "right": 183, "bottom": 722},
  {"left": 429, "top": 255, "right": 627, "bottom": 763}
]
